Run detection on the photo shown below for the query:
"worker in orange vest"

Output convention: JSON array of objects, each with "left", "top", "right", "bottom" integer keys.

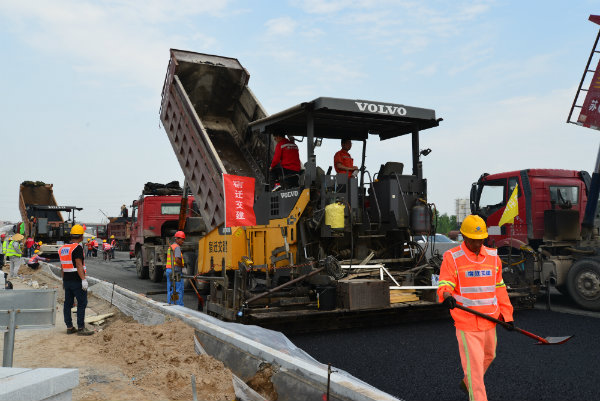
[
  {"left": 110, "top": 235, "right": 117, "bottom": 258},
  {"left": 166, "top": 231, "right": 186, "bottom": 306},
  {"left": 334, "top": 138, "right": 359, "bottom": 177},
  {"left": 437, "top": 215, "right": 514, "bottom": 401},
  {"left": 59, "top": 224, "right": 93, "bottom": 336}
]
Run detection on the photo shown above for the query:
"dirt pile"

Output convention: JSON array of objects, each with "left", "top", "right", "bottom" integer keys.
[{"left": 1, "top": 267, "right": 236, "bottom": 401}]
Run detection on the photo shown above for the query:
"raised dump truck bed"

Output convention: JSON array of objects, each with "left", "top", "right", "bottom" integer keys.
[{"left": 160, "top": 50, "right": 270, "bottom": 232}]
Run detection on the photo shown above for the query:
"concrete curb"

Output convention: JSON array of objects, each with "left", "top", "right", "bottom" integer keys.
[{"left": 0, "top": 367, "right": 78, "bottom": 401}]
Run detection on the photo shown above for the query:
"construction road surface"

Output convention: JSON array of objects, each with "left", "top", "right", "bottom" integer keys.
[{"left": 52, "top": 252, "right": 599, "bottom": 401}]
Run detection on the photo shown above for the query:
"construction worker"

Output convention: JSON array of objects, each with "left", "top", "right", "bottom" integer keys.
[
  {"left": 27, "top": 249, "right": 48, "bottom": 269},
  {"left": 166, "top": 231, "right": 186, "bottom": 306},
  {"left": 6, "top": 234, "right": 24, "bottom": 279},
  {"left": 334, "top": 138, "right": 359, "bottom": 177},
  {"left": 110, "top": 235, "right": 117, "bottom": 258},
  {"left": 25, "top": 236, "right": 35, "bottom": 257},
  {"left": 91, "top": 237, "right": 98, "bottom": 258},
  {"left": 0, "top": 233, "right": 6, "bottom": 267},
  {"left": 86, "top": 239, "right": 93, "bottom": 258},
  {"left": 59, "top": 224, "right": 93, "bottom": 336},
  {"left": 269, "top": 132, "right": 301, "bottom": 191},
  {"left": 437, "top": 214, "right": 514, "bottom": 401}
]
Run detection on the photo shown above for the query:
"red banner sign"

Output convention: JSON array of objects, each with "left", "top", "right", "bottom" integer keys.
[
  {"left": 223, "top": 174, "right": 256, "bottom": 227},
  {"left": 578, "top": 58, "right": 600, "bottom": 130}
]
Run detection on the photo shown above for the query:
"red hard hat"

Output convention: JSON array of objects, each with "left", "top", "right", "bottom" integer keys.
[
  {"left": 174, "top": 231, "right": 185, "bottom": 239},
  {"left": 0, "top": 234, "right": 5, "bottom": 238}
]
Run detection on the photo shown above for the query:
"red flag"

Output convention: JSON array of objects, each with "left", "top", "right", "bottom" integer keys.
[
  {"left": 578, "top": 58, "right": 600, "bottom": 130},
  {"left": 223, "top": 174, "right": 256, "bottom": 227}
]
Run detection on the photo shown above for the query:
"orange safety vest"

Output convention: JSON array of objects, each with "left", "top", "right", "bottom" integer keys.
[
  {"left": 437, "top": 243, "right": 512, "bottom": 331},
  {"left": 59, "top": 243, "right": 86, "bottom": 274},
  {"left": 166, "top": 243, "right": 184, "bottom": 270},
  {"left": 28, "top": 255, "right": 37, "bottom": 264},
  {"left": 110, "top": 239, "right": 116, "bottom": 247}
]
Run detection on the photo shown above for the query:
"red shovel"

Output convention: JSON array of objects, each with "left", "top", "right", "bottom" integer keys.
[{"left": 454, "top": 304, "right": 573, "bottom": 345}]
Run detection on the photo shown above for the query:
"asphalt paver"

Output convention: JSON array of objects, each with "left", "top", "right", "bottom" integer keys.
[{"left": 290, "top": 309, "right": 599, "bottom": 401}]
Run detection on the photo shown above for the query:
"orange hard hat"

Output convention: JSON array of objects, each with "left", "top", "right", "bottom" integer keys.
[{"left": 174, "top": 231, "right": 185, "bottom": 239}]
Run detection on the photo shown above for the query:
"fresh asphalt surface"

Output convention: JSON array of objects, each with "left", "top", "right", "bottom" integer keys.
[{"left": 53, "top": 252, "right": 600, "bottom": 401}]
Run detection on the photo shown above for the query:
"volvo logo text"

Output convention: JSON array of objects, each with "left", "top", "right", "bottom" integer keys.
[
  {"left": 280, "top": 190, "right": 299, "bottom": 199},
  {"left": 355, "top": 102, "right": 407, "bottom": 116}
]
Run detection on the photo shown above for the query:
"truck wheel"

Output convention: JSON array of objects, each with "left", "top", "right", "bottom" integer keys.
[
  {"left": 566, "top": 259, "right": 600, "bottom": 311},
  {"left": 136, "top": 250, "right": 148, "bottom": 279},
  {"left": 149, "top": 257, "right": 163, "bottom": 283}
]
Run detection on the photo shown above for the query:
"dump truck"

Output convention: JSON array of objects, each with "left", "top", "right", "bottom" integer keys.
[
  {"left": 129, "top": 182, "right": 202, "bottom": 282},
  {"left": 18, "top": 181, "right": 82, "bottom": 256},
  {"left": 160, "top": 49, "right": 458, "bottom": 331},
  {"left": 106, "top": 217, "right": 131, "bottom": 251}
]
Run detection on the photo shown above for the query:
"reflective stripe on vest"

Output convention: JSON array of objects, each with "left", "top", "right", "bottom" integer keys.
[
  {"left": 451, "top": 245, "right": 498, "bottom": 314},
  {"left": 59, "top": 243, "right": 86, "bottom": 273},
  {"left": 166, "top": 243, "right": 183, "bottom": 270},
  {"left": 5, "top": 241, "right": 21, "bottom": 257}
]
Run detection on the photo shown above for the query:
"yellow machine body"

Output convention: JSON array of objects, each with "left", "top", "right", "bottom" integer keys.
[{"left": 196, "top": 189, "right": 311, "bottom": 274}]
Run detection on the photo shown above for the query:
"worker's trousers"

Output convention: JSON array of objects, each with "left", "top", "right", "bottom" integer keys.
[
  {"left": 456, "top": 327, "right": 497, "bottom": 401},
  {"left": 9, "top": 257, "right": 22, "bottom": 278},
  {"left": 166, "top": 268, "right": 184, "bottom": 306},
  {"left": 63, "top": 280, "right": 88, "bottom": 329}
]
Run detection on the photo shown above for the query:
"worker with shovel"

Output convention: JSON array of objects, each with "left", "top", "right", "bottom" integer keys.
[{"left": 438, "top": 215, "right": 514, "bottom": 401}]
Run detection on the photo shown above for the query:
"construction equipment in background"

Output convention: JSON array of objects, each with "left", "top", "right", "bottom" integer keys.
[
  {"left": 129, "top": 182, "right": 206, "bottom": 283},
  {"left": 18, "top": 181, "right": 83, "bottom": 256},
  {"left": 468, "top": 15, "right": 600, "bottom": 312},
  {"left": 159, "top": 49, "right": 450, "bottom": 331},
  {"left": 106, "top": 217, "right": 131, "bottom": 251}
]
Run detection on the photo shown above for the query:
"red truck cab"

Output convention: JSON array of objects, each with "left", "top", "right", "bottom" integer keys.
[
  {"left": 130, "top": 194, "right": 196, "bottom": 282},
  {"left": 471, "top": 169, "right": 590, "bottom": 249}
]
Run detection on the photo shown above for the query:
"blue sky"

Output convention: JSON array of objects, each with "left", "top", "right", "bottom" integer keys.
[{"left": 1, "top": 0, "right": 599, "bottom": 224}]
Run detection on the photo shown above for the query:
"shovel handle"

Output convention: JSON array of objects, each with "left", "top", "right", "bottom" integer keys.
[{"left": 453, "top": 304, "right": 549, "bottom": 344}]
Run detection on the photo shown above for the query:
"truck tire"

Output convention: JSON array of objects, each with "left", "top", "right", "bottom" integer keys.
[
  {"left": 135, "top": 250, "right": 148, "bottom": 279},
  {"left": 566, "top": 258, "right": 600, "bottom": 311},
  {"left": 149, "top": 256, "right": 163, "bottom": 283}
]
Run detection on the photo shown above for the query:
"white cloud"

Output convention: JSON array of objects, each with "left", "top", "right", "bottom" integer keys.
[
  {"left": 265, "top": 16, "right": 298, "bottom": 36},
  {"left": 0, "top": 0, "right": 226, "bottom": 92}
]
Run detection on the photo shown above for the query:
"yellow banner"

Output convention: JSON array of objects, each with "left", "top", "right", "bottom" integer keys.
[{"left": 498, "top": 184, "right": 519, "bottom": 227}]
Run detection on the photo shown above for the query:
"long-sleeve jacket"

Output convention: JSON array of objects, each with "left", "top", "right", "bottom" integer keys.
[{"left": 437, "top": 242, "right": 513, "bottom": 331}]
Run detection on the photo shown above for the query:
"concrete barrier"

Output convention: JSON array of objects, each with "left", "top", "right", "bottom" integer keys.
[
  {"left": 0, "top": 367, "right": 78, "bottom": 401},
  {"left": 42, "top": 263, "right": 402, "bottom": 401}
]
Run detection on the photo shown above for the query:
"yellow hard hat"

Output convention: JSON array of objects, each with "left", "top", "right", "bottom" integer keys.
[
  {"left": 38, "top": 241, "right": 42, "bottom": 245},
  {"left": 460, "top": 215, "right": 488, "bottom": 240},
  {"left": 70, "top": 224, "right": 85, "bottom": 235},
  {"left": 34, "top": 249, "right": 40, "bottom": 254},
  {"left": 103, "top": 239, "right": 107, "bottom": 243},
  {"left": 110, "top": 235, "right": 115, "bottom": 239},
  {"left": 92, "top": 236, "right": 96, "bottom": 239}
]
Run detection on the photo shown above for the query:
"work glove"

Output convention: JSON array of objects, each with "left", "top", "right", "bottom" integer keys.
[
  {"left": 81, "top": 279, "right": 88, "bottom": 291},
  {"left": 442, "top": 296, "right": 457, "bottom": 310},
  {"left": 504, "top": 321, "right": 515, "bottom": 331}
]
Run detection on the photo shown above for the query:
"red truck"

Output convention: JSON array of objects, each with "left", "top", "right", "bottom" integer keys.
[
  {"left": 130, "top": 193, "right": 196, "bottom": 282},
  {"left": 470, "top": 169, "right": 600, "bottom": 310},
  {"left": 471, "top": 169, "right": 591, "bottom": 250}
]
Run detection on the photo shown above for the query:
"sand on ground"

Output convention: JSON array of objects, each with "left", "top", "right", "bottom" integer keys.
[{"left": 1, "top": 262, "right": 236, "bottom": 401}]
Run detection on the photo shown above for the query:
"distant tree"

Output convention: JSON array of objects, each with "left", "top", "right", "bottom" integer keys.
[{"left": 435, "top": 212, "right": 459, "bottom": 234}]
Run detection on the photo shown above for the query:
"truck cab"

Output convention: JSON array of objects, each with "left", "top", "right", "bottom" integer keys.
[
  {"left": 130, "top": 194, "right": 195, "bottom": 282},
  {"left": 471, "top": 169, "right": 590, "bottom": 249}
]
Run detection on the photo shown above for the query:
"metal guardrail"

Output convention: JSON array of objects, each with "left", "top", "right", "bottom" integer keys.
[{"left": 0, "top": 289, "right": 57, "bottom": 367}]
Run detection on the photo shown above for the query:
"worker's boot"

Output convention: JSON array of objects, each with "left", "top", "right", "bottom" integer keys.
[{"left": 77, "top": 326, "right": 94, "bottom": 336}]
